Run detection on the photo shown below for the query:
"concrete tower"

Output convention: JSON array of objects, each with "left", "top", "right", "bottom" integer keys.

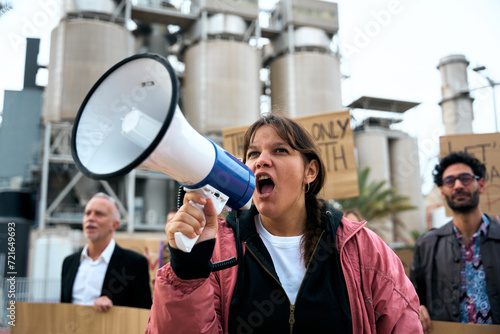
[{"left": 437, "top": 54, "right": 474, "bottom": 135}]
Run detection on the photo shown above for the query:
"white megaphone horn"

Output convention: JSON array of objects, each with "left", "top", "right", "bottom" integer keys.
[{"left": 71, "top": 53, "right": 255, "bottom": 253}]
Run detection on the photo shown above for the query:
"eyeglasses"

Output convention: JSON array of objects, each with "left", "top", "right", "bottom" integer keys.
[{"left": 442, "top": 173, "right": 480, "bottom": 187}]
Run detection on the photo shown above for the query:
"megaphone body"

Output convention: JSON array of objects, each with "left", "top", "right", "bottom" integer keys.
[{"left": 71, "top": 53, "right": 255, "bottom": 252}]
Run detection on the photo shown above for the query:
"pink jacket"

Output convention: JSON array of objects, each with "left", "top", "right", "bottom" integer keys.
[{"left": 146, "top": 217, "right": 422, "bottom": 333}]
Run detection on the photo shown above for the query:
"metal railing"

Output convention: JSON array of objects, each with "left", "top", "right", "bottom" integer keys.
[{"left": 0, "top": 277, "right": 60, "bottom": 329}]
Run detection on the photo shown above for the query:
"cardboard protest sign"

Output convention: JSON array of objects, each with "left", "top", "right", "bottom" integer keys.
[
  {"left": 431, "top": 320, "right": 500, "bottom": 333},
  {"left": 11, "top": 302, "right": 151, "bottom": 334},
  {"left": 440, "top": 133, "right": 500, "bottom": 216},
  {"left": 222, "top": 124, "right": 248, "bottom": 160},
  {"left": 222, "top": 111, "right": 358, "bottom": 200},
  {"left": 298, "top": 111, "right": 358, "bottom": 200}
]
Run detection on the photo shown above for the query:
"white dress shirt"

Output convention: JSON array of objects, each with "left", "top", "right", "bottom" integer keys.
[{"left": 72, "top": 239, "right": 116, "bottom": 305}]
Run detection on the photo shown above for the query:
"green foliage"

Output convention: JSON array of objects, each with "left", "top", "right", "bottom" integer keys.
[
  {"left": 410, "top": 229, "right": 422, "bottom": 243},
  {"left": 0, "top": 2, "right": 13, "bottom": 17},
  {"left": 331, "top": 167, "right": 415, "bottom": 222}
]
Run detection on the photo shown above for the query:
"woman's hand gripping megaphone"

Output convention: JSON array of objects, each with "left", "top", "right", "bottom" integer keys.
[{"left": 166, "top": 186, "right": 228, "bottom": 253}]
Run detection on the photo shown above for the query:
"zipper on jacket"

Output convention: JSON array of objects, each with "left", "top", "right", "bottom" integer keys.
[
  {"left": 289, "top": 304, "right": 295, "bottom": 334},
  {"left": 245, "top": 230, "right": 326, "bottom": 334},
  {"left": 245, "top": 243, "right": 287, "bottom": 294}
]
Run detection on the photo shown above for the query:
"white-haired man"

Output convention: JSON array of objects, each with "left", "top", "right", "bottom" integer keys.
[{"left": 61, "top": 193, "right": 152, "bottom": 312}]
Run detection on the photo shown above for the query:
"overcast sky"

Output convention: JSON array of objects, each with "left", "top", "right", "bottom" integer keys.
[
  {"left": 334, "top": 0, "right": 500, "bottom": 191},
  {"left": 1, "top": 0, "right": 499, "bottom": 192}
]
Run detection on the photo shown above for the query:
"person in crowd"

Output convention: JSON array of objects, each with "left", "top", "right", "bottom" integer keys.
[
  {"left": 411, "top": 152, "right": 500, "bottom": 332},
  {"left": 343, "top": 208, "right": 364, "bottom": 222},
  {"left": 146, "top": 113, "right": 422, "bottom": 333},
  {"left": 61, "top": 192, "right": 152, "bottom": 312}
]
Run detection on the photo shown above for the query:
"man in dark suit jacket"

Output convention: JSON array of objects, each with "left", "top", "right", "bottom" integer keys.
[{"left": 61, "top": 193, "right": 152, "bottom": 312}]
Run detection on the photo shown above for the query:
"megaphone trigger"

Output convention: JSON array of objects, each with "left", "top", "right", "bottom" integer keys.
[{"left": 174, "top": 185, "right": 229, "bottom": 253}]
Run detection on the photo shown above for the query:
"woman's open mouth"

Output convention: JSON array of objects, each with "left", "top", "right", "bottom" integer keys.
[{"left": 258, "top": 175, "right": 275, "bottom": 195}]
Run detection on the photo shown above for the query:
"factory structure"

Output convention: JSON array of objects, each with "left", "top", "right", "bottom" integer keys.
[
  {"left": 0, "top": 0, "right": 465, "bottom": 314},
  {"left": 24, "top": 0, "right": 347, "bottom": 234}
]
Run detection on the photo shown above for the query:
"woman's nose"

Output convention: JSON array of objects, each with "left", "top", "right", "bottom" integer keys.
[{"left": 255, "top": 152, "right": 271, "bottom": 168}]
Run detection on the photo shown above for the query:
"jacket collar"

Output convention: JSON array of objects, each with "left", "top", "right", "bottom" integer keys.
[
  {"left": 487, "top": 214, "right": 500, "bottom": 240},
  {"left": 434, "top": 220, "right": 455, "bottom": 236},
  {"left": 226, "top": 205, "right": 260, "bottom": 241},
  {"left": 434, "top": 214, "right": 500, "bottom": 239}
]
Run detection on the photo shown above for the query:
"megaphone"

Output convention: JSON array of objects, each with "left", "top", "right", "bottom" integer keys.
[{"left": 71, "top": 53, "right": 255, "bottom": 252}]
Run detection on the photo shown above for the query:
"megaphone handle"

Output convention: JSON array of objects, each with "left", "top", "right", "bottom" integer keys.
[
  {"left": 174, "top": 201, "right": 204, "bottom": 253},
  {"left": 174, "top": 185, "right": 229, "bottom": 253}
]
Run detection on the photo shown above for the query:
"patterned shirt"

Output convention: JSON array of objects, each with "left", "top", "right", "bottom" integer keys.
[{"left": 453, "top": 215, "right": 493, "bottom": 324}]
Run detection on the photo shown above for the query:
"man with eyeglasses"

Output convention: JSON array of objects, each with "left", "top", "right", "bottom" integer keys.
[{"left": 410, "top": 152, "right": 500, "bottom": 332}]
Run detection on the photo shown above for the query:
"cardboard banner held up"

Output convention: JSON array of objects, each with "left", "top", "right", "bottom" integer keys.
[
  {"left": 11, "top": 302, "right": 151, "bottom": 334},
  {"left": 431, "top": 320, "right": 500, "bottom": 333},
  {"left": 440, "top": 132, "right": 500, "bottom": 216},
  {"left": 222, "top": 111, "right": 358, "bottom": 201}
]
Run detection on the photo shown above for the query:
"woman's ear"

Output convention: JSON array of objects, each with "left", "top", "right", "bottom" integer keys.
[{"left": 304, "top": 159, "right": 319, "bottom": 185}]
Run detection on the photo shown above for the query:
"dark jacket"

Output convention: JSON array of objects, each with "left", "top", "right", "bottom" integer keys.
[
  {"left": 410, "top": 215, "right": 500, "bottom": 323},
  {"left": 226, "top": 205, "right": 352, "bottom": 333},
  {"left": 61, "top": 243, "right": 152, "bottom": 309}
]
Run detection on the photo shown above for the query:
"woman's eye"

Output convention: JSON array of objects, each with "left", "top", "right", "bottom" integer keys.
[
  {"left": 247, "top": 151, "right": 258, "bottom": 159},
  {"left": 276, "top": 148, "right": 288, "bottom": 154}
]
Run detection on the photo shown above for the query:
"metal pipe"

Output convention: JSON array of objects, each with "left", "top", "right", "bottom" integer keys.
[
  {"left": 38, "top": 122, "right": 51, "bottom": 230},
  {"left": 127, "top": 170, "right": 136, "bottom": 233},
  {"left": 472, "top": 67, "right": 499, "bottom": 132},
  {"left": 491, "top": 83, "right": 498, "bottom": 132},
  {"left": 125, "top": 0, "right": 132, "bottom": 56}
]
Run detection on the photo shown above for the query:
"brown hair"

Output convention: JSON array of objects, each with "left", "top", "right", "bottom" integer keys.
[{"left": 243, "top": 113, "right": 327, "bottom": 265}]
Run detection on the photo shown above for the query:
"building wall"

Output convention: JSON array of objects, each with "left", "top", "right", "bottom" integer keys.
[{"left": 0, "top": 89, "right": 42, "bottom": 180}]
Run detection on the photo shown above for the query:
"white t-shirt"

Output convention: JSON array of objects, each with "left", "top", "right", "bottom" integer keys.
[
  {"left": 72, "top": 239, "right": 116, "bottom": 305},
  {"left": 255, "top": 215, "right": 306, "bottom": 305}
]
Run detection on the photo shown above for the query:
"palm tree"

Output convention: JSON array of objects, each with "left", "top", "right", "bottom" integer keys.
[
  {"left": 0, "top": 2, "right": 13, "bottom": 17},
  {"left": 330, "top": 167, "right": 415, "bottom": 222}
]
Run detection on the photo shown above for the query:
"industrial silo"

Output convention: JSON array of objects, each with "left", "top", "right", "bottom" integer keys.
[
  {"left": 39, "top": 1, "right": 131, "bottom": 229},
  {"left": 42, "top": 1, "right": 130, "bottom": 123},
  {"left": 390, "top": 135, "right": 426, "bottom": 244},
  {"left": 182, "top": 3, "right": 261, "bottom": 137},
  {"left": 264, "top": 1, "right": 342, "bottom": 117},
  {"left": 183, "top": 36, "right": 260, "bottom": 135},
  {"left": 354, "top": 124, "right": 393, "bottom": 242},
  {"left": 437, "top": 54, "right": 474, "bottom": 135}
]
